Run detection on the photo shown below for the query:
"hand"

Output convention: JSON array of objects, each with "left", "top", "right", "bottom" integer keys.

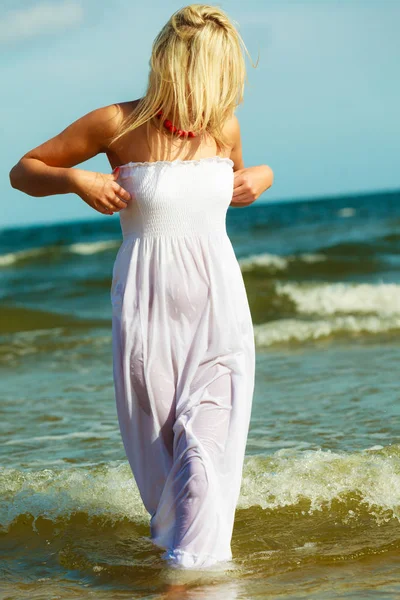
[
  {"left": 230, "top": 165, "right": 274, "bottom": 207},
  {"left": 73, "top": 167, "right": 132, "bottom": 215}
]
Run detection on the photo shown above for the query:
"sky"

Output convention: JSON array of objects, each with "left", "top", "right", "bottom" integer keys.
[{"left": 2, "top": 0, "right": 400, "bottom": 229}]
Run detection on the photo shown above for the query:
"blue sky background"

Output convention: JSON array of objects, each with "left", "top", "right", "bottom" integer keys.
[{"left": 2, "top": 0, "right": 400, "bottom": 229}]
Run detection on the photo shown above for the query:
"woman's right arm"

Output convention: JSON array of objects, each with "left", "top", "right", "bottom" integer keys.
[{"left": 8, "top": 104, "right": 131, "bottom": 214}]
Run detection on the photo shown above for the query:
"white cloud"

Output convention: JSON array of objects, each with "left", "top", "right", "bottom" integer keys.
[{"left": 0, "top": 1, "right": 83, "bottom": 44}]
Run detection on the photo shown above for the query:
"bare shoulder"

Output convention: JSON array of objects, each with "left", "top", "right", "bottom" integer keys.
[
  {"left": 102, "top": 99, "right": 140, "bottom": 131},
  {"left": 16, "top": 100, "right": 140, "bottom": 170},
  {"left": 101, "top": 99, "right": 143, "bottom": 153},
  {"left": 222, "top": 114, "right": 240, "bottom": 138},
  {"left": 92, "top": 99, "right": 139, "bottom": 147},
  {"left": 222, "top": 113, "right": 244, "bottom": 171}
]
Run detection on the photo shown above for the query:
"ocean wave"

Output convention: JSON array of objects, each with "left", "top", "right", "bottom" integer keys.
[
  {"left": 68, "top": 240, "right": 119, "bottom": 255},
  {"left": 0, "top": 246, "right": 49, "bottom": 267},
  {"left": 1, "top": 445, "right": 399, "bottom": 533},
  {"left": 0, "top": 240, "right": 120, "bottom": 267},
  {"left": 239, "top": 252, "right": 327, "bottom": 274},
  {"left": 240, "top": 444, "right": 400, "bottom": 518},
  {"left": 249, "top": 281, "right": 400, "bottom": 339},
  {"left": 254, "top": 314, "right": 400, "bottom": 346},
  {"left": 238, "top": 241, "right": 393, "bottom": 278},
  {"left": 337, "top": 207, "right": 356, "bottom": 218},
  {"left": 0, "top": 461, "right": 147, "bottom": 532},
  {"left": 275, "top": 281, "right": 400, "bottom": 316}
]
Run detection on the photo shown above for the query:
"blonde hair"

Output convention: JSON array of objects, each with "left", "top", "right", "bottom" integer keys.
[{"left": 108, "top": 4, "right": 258, "bottom": 153}]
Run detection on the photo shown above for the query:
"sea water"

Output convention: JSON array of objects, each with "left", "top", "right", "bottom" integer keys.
[{"left": 1, "top": 190, "right": 400, "bottom": 599}]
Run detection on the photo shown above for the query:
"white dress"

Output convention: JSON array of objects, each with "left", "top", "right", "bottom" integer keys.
[{"left": 110, "top": 156, "right": 255, "bottom": 569}]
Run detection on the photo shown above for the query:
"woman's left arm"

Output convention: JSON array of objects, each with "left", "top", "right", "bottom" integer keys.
[
  {"left": 230, "top": 165, "right": 274, "bottom": 208},
  {"left": 226, "top": 115, "right": 274, "bottom": 207}
]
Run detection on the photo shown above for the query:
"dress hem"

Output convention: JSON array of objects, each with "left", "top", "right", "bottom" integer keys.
[{"left": 150, "top": 536, "right": 233, "bottom": 570}]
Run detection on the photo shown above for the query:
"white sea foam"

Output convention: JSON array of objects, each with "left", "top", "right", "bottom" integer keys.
[
  {"left": 68, "top": 240, "right": 119, "bottom": 255},
  {"left": 0, "top": 247, "right": 47, "bottom": 266},
  {"left": 337, "top": 207, "right": 356, "bottom": 218},
  {"left": 251, "top": 281, "right": 400, "bottom": 346},
  {"left": 0, "top": 239, "right": 120, "bottom": 267},
  {"left": 239, "top": 252, "right": 327, "bottom": 273},
  {"left": 240, "top": 445, "right": 400, "bottom": 521},
  {"left": 254, "top": 314, "right": 400, "bottom": 346},
  {"left": 1, "top": 445, "right": 399, "bottom": 529},
  {"left": 276, "top": 281, "right": 400, "bottom": 316},
  {"left": 0, "top": 461, "right": 148, "bottom": 529}
]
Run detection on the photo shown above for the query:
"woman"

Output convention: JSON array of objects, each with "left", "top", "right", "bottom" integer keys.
[{"left": 9, "top": 4, "right": 274, "bottom": 569}]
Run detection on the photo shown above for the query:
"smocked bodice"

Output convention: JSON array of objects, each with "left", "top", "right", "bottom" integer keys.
[{"left": 114, "top": 156, "right": 234, "bottom": 239}]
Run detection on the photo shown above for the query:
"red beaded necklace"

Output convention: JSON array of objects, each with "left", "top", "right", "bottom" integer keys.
[{"left": 156, "top": 110, "right": 198, "bottom": 138}]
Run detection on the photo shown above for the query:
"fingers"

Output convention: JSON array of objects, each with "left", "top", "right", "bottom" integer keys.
[
  {"left": 112, "top": 182, "right": 131, "bottom": 203},
  {"left": 110, "top": 192, "right": 131, "bottom": 211},
  {"left": 96, "top": 174, "right": 133, "bottom": 216},
  {"left": 232, "top": 174, "right": 257, "bottom": 203},
  {"left": 232, "top": 177, "right": 256, "bottom": 205},
  {"left": 104, "top": 183, "right": 132, "bottom": 211},
  {"left": 231, "top": 193, "right": 254, "bottom": 205},
  {"left": 101, "top": 192, "right": 131, "bottom": 215},
  {"left": 109, "top": 182, "right": 132, "bottom": 210},
  {"left": 232, "top": 183, "right": 247, "bottom": 198},
  {"left": 100, "top": 202, "right": 115, "bottom": 215}
]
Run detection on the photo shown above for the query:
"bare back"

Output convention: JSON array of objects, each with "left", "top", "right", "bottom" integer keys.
[{"left": 105, "top": 99, "right": 243, "bottom": 172}]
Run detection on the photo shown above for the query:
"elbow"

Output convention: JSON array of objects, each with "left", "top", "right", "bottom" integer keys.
[
  {"left": 9, "top": 160, "right": 33, "bottom": 195},
  {"left": 9, "top": 165, "right": 18, "bottom": 189},
  {"left": 9, "top": 162, "right": 23, "bottom": 191}
]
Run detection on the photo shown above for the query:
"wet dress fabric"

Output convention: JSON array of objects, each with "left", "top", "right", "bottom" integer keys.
[{"left": 110, "top": 156, "right": 255, "bottom": 569}]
